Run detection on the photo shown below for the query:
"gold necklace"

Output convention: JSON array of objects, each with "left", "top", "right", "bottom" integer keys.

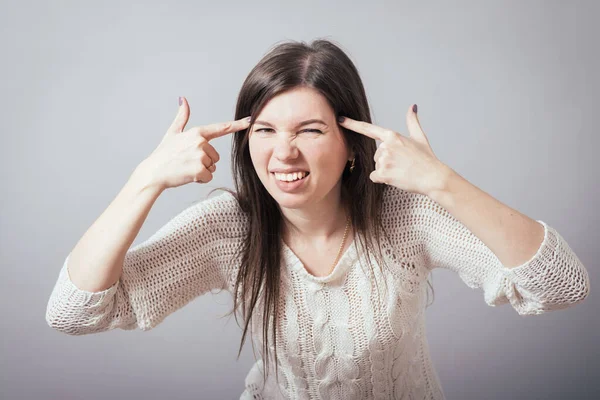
[{"left": 329, "top": 213, "right": 352, "bottom": 275}]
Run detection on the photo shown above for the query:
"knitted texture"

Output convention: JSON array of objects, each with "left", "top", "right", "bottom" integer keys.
[{"left": 46, "top": 186, "right": 590, "bottom": 399}]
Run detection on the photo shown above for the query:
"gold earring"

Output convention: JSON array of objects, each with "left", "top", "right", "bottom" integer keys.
[{"left": 349, "top": 158, "right": 355, "bottom": 173}]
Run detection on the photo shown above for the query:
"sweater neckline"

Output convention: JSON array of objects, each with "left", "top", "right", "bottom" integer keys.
[{"left": 281, "top": 234, "right": 358, "bottom": 284}]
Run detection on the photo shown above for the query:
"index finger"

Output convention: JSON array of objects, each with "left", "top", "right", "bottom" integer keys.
[
  {"left": 338, "top": 117, "right": 393, "bottom": 141},
  {"left": 198, "top": 116, "right": 252, "bottom": 141}
]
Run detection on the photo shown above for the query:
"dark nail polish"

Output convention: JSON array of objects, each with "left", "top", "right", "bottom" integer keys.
[
  {"left": 337, "top": 116, "right": 345, "bottom": 123},
  {"left": 413, "top": 104, "right": 418, "bottom": 113}
]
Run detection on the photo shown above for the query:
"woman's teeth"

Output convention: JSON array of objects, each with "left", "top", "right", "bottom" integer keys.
[{"left": 274, "top": 171, "right": 309, "bottom": 182}]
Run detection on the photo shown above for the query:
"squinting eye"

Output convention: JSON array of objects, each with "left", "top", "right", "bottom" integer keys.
[{"left": 254, "top": 128, "right": 323, "bottom": 134}]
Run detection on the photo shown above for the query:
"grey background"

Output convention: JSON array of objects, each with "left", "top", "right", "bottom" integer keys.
[{"left": 1, "top": 0, "right": 598, "bottom": 399}]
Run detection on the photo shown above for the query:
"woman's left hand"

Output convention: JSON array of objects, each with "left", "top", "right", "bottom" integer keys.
[{"left": 338, "top": 104, "right": 452, "bottom": 197}]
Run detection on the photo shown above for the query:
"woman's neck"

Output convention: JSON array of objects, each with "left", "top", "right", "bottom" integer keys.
[{"left": 280, "top": 189, "right": 349, "bottom": 244}]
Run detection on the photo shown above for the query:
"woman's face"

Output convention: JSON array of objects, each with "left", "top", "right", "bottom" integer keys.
[{"left": 248, "top": 86, "right": 352, "bottom": 210}]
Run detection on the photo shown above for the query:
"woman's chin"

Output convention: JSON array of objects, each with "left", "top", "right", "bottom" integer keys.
[{"left": 272, "top": 194, "right": 310, "bottom": 210}]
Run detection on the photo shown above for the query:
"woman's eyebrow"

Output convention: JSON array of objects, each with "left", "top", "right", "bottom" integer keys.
[{"left": 254, "top": 119, "right": 328, "bottom": 128}]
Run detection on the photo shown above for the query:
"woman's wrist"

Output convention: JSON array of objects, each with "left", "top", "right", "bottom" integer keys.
[{"left": 130, "top": 160, "right": 165, "bottom": 197}]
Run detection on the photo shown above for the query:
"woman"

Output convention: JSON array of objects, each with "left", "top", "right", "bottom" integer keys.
[{"left": 46, "top": 39, "right": 590, "bottom": 399}]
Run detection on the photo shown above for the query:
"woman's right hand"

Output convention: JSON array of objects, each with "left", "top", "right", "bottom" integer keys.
[{"left": 139, "top": 97, "right": 251, "bottom": 191}]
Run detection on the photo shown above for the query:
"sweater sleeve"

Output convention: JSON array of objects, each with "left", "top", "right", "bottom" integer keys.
[
  {"left": 382, "top": 186, "right": 590, "bottom": 316},
  {"left": 45, "top": 191, "right": 246, "bottom": 335}
]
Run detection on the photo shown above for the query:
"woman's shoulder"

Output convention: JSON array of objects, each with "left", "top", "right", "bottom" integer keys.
[
  {"left": 201, "top": 188, "right": 247, "bottom": 212},
  {"left": 180, "top": 189, "right": 249, "bottom": 231},
  {"left": 197, "top": 189, "right": 245, "bottom": 213},
  {"left": 381, "top": 185, "right": 427, "bottom": 207},
  {"left": 381, "top": 185, "right": 438, "bottom": 222}
]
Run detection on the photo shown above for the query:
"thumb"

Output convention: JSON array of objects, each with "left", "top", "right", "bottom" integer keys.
[
  {"left": 369, "top": 169, "right": 383, "bottom": 183},
  {"left": 168, "top": 96, "right": 190, "bottom": 133}
]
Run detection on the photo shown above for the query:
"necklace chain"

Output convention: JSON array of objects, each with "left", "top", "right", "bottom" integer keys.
[{"left": 329, "top": 213, "right": 352, "bottom": 275}]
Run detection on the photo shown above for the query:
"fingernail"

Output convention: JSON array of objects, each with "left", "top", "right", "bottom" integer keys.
[
  {"left": 413, "top": 104, "right": 418, "bottom": 113},
  {"left": 245, "top": 116, "right": 252, "bottom": 122},
  {"left": 337, "top": 116, "right": 345, "bottom": 123},
  {"left": 178, "top": 97, "right": 182, "bottom": 106}
]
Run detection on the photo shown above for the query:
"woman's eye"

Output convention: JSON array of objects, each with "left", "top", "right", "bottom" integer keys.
[{"left": 255, "top": 128, "right": 323, "bottom": 134}]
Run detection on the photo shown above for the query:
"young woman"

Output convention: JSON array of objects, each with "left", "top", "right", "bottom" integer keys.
[{"left": 46, "top": 39, "right": 590, "bottom": 399}]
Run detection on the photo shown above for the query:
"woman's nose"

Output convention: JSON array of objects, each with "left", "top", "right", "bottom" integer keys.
[{"left": 273, "top": 136, "right": 299, "bottom": 160}]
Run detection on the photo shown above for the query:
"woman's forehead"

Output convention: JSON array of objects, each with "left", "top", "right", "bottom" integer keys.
[{"left": 256, "top": 87, "right": 334, "bottom": 124}]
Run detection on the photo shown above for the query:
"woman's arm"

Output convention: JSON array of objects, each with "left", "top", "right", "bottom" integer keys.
[
  {"left": 427, "top": 165, "right": 546, "bottom": 269},
  {"left": 66, "top": 161, "right": 162, "bottom": 293},
  {"left": 46, "top": 169, "right": 245, "bottom": 334}
]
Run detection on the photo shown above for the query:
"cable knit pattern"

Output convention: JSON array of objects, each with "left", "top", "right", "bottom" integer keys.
[{"left": 46, "top": 186, "right": 590, "bottom": 399}]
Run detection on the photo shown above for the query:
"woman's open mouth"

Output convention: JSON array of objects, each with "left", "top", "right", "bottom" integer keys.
[{"left": 272, "top": 171, "right": 310, "bottom": 192}]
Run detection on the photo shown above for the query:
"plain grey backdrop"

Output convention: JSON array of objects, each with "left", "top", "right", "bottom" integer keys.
[{"left": 1, "top": 0, "right": 598, "bottom": 399}]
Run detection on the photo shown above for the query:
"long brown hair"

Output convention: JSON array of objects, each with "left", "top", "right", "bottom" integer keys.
[{"left": 215, "top": 38, "right": 434, "bottom": 382}]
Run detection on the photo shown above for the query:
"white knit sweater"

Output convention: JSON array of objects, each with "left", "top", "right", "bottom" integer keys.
[{"left": 45, "top": 186, "right": 590, "bottom": 399}]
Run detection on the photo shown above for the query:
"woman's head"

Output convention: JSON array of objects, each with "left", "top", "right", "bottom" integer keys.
[
  {"left": 232, "top": 39, "right": 378, "bottom": 212},
  {"left": 248, "top": 86, "right": 352, "bottom": 210},
  {"left": 223, "top": 39, "right": 397, "bottom": 382}
]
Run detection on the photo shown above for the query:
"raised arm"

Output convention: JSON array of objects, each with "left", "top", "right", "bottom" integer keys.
[
  {"left": 339, "top": 105, "right": 589, "bottom": 316},
  {"left": 45, "top": 97, "right": 250, "bottom": 335}
]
